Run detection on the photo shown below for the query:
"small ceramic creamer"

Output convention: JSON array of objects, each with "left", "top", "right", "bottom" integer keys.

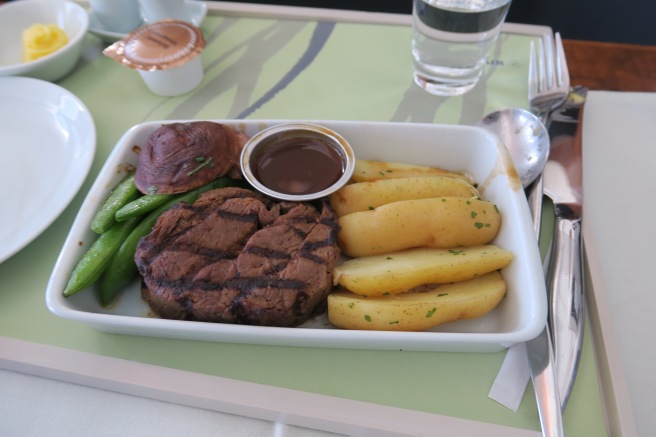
[{"left": 103, "top": 20, "right": 205, "bottom": 96}]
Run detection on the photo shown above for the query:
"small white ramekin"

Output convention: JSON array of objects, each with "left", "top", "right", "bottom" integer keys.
[{"left": 103, "top": 19, "right": 205, "bottom": 96}]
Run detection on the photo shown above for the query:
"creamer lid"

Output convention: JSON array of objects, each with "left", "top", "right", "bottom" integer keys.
[{"left": 103, "top": 20, "right": 205, "bottom": 71}]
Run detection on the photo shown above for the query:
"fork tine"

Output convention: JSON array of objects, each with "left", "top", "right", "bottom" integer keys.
[
  {"left": 554, "top": 32, "right": 570, "bottom": 89},
  {"left": 528, "top": 40, "right": 538, "bottom": 98},
  {"left": 537, "top": 37, "right": 548, "bottom": 94},
  {"left": 543, "top": 33, "right": 555, "bottom": 90}
]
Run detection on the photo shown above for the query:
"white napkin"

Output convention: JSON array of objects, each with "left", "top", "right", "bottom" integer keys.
[
  {"left": 488, "top": 342, "right": 530, "bottom": 411},
  {"left": 582, "top": 91, "right": 656, "bottom": 436}
]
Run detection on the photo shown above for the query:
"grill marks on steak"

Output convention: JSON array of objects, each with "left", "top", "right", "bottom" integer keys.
[{"left": 135, "top": 187, "right": 340, "bottom": 327}]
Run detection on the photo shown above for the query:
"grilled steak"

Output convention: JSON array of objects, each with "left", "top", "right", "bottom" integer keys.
[{"left": 135, "top": 187, "right": 341, "bottom": 327}]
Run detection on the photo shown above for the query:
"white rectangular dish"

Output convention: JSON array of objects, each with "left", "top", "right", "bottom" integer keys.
[{"left": 46, "top": 120, "right": 546, "bottom": 352}]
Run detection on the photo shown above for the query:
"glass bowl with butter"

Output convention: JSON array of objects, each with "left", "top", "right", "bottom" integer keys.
[
  {"left": 240, "top": 123, "right": 356, "bottom": 201},
  {"left": 0, "top": 0, "right": 89, "bottom": 82}
]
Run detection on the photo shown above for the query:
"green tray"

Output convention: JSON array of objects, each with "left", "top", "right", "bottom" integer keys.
[{"left": 0, "top": 5, "right": 607, "bottom": 436}]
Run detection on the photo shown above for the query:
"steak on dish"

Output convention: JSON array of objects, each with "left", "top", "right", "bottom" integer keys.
[{"left": 135, "top": 187, "right": 341, "bottom": 327}]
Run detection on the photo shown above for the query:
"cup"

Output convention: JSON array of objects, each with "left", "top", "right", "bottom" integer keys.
[
  {"left": 412, "top": 0, "right": 512, "bottom": 96},
  {"left": 103, "top": 20, "right": 205, "bottom": 97},
  {"left": 88, "top": 0, "right": 142, "bottom": 33},
  {"left": 138, "top": 0, "right": 192, "bottom": 24}
]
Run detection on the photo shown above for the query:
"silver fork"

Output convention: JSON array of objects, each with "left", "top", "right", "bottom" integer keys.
[
  {"left": 529, "top": 32, "right": 570, "bottom": 122},
  {"left": 527, "top": 32, "right": 570, "bottom": 236},
  {"left": 525, "top": 31, "right": 570, "bottom": 437}
]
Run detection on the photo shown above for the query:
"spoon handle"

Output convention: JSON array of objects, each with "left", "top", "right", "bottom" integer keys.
[{"left": 527, "top": 174, "right": 544, "bottom": 240}]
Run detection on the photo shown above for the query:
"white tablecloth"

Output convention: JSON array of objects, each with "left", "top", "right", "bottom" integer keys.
[{"left": 0, "top": 368, "right": 344, "bottom": 437}]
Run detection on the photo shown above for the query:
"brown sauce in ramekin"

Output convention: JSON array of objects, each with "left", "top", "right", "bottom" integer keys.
[{"left": 252, "top": 137, "right": 345, "bottom": 195}]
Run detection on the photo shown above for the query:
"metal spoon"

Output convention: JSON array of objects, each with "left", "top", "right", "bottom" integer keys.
[
  {"left": 477, "top": 109, "right": 564, "bottom": 436},
  {"left": 476, "top": 108, "right": 549, "bottom": 189}
]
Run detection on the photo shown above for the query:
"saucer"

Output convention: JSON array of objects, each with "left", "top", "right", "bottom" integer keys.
[{"left": 87, "top": 0, "right": 208, "bottom": 42}]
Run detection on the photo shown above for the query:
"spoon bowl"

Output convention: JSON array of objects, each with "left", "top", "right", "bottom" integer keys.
[{"left": 476, "top": 108, "right": 549, "bottom": 188}]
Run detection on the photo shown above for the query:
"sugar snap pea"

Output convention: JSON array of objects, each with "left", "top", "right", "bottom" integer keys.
[
  {"left": 98, "top": 177, "right": 239, "bottom": 306},
  {"left": 114, "top": 192, "right": 172, "bottom": 222},
  {"left": 90, "top": 172, "right": 139, "bottom": 234},
  {"left": 63, "top": 217, "right": 141, "bottom": 297},
  {"left": 99, "top": 196, "right": 184, "bottom": 306}
]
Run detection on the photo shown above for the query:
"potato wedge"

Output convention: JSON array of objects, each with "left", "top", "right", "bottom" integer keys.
[
  {"left": 338, "top": 197, "right": 501, "bottom": 258},
  {"left": 328, "top": 271, "right": 507, "bottom": 331},
  {"left": 352, "top": 160, "right": 475, "bottom": 186},
  {"left": 334, "top": 245, "right": 512, "bottom": 296},
  {"left": 329, "top": 176, "right": 480, "bottom": 217}
]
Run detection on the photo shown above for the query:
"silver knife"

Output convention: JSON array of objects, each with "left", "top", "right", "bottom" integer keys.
[
  {"left": 524, "top": 115, "right": 564, "bottom": 436},
  {"left": 526, "top": 325, "right": 564, "bottom": 436},
  {"left": 542, "top": 87, "right": 587, "bottom": 410}
]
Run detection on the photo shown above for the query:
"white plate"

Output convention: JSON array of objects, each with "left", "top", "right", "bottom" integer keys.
[
  {"left": 87, "top": 0, "right": 208, "bottom": 42},
  {"left": 0, "top": 77, "right": 95, "bottom": 264},
  {"left": 46, "top": 120, "right": 546, "bottom": 352}
]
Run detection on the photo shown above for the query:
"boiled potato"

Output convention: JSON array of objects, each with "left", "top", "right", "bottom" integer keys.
[
  {"left": 338, "top": 197, "right": 501, "bottom": 258},
  {"left": 329, "top": 176, "right": 480, "bottom": 217},
  {"left": 328, "top": 271, "right": 506, "bottom": 331},
  {"left": 334, "top": 245, "right": 512, "bottom": 296},
  {"left": 352, "top": 160, "right": 475, "bottom": 186}
]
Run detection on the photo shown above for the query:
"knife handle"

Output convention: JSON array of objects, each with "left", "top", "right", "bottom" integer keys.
[{"left": 546, "top": 213, "right": 584, "bottom": 411}]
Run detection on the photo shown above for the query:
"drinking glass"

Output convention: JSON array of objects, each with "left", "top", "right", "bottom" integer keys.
[{"left": 412, "top": 0, "right": 512, "bottom": 96}]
